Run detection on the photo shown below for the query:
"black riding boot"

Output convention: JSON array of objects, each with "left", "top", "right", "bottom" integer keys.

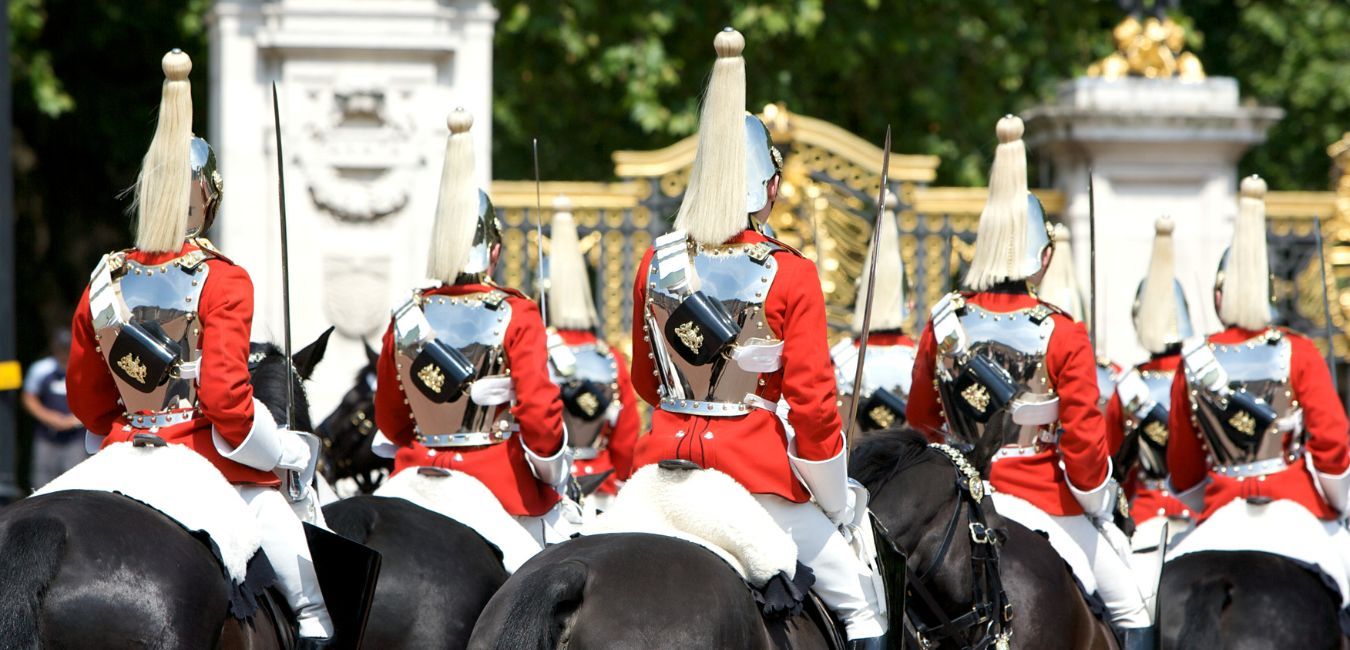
[
  {"left": 1121, "top": 627, "right": 1156, "bottom": 650},
  {"left": 847, "top": 636, "right": 885, "bottom": 650},
  {"left": 295, "top": 637, "right": 335, "bottom": 650}
]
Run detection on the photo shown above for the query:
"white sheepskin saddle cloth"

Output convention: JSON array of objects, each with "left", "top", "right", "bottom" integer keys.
[
  {"left": 991, "top": 491, "right": 1098, "bottom": 595},
  {"left": 1167, "top": 498, "right": 1350, "bottom": 604},
  {"left": 374, "top": 468, "right": 542, "bottom": 573},
  {"left": 33, "top": 441, "right": 259, "bottom": 583},
  {"left": 585, "top": 463, "right": 797, "bottom": 587}
]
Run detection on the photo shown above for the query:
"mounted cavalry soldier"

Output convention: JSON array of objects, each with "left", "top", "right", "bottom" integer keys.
[
  {"left": 627, "top": 28, "right": 887, "bottom": 649},
  {"left": 831, "top": 190, "right": 917, "bottom": 435},
  {"left": 1106, "top": 217, "right": 1194, "bottom": 541},
  {"left": 543, "top": 195, "right": 640, "bottom": 513},
  {"left": 906, "top": 116, "right": 1155, "bottom": 647},
  {"left": 1166, "top": 175, "right": 1350, "bottom": 600},
  {"left": 373, "top": 109, "right": 575, "bottom": 547},
  {"left": 66, "top": 50, "right": 334, "bottom": 645}
]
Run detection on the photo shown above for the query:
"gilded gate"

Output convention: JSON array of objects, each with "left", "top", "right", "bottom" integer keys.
[{"left": 489, "top": 104, "right": 1348, "bottom": 368}]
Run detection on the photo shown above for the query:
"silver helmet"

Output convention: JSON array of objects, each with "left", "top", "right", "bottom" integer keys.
[
  {"left": 462, "top": 189, "right": 501, "bottom": 278},
  {"left": 187, "top": 136, "right": 222, "bottom": 237},
  {"left": 1131, "top": 279, "right": 1195, "bottom": 352},
  {"left": 745, "top": 114, "right": 783, "bottom": 214}
]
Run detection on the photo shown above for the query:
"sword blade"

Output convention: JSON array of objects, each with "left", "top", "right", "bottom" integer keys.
[
  {"left": 1314, "top": 216, "right": 1339, "bottom": 393},
  {"left": 272, "top": 82, "right": 295, "bottom": 430},
  {"left": 533, "top": 137, "right": 547, "bottom": 325},
  {"left": 1088, "top": 168, "right": 1098, "bottom": 356},
  {"left": 844, "top": 126, "right": 892, "bottom": 447}
]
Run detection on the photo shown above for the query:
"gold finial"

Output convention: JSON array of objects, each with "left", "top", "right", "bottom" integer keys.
[{"left": 1087, "top": 14, "right": 1204, "bottom": 81}]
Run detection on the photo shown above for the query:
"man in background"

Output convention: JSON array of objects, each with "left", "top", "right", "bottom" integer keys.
[{"left": 22, "top": 327, "right": 85, "bottom": 488}]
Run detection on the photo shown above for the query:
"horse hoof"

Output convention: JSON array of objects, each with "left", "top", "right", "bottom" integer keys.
[
  {"left": 132, "top": 433, "right": 167, "bottom": 448},
  {"left": 658, "top": 459, "right": 702, "bottom": 472}
]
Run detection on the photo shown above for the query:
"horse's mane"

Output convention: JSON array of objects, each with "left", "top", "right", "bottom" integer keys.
[
  {"left": 247, "top": 342, "right": 314, "bottom": 433},
  {"left": 849, "top": 428, "right": 934, "bottom": 492}
]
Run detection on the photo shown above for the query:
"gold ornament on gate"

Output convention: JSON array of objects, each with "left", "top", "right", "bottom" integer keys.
[
  {"left": 675, "top": 322, "right": 704, "bottom": 354},
  {"left": 118, "top": 353, "right": 149, "bottom": 384},
  {"left": 418, "top": 365, "right": 446, "bottom": 394}
]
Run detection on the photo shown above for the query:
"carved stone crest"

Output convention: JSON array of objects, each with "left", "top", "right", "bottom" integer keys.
[{"left": 298, "top": 87, "right": 423, "bottom": 222}]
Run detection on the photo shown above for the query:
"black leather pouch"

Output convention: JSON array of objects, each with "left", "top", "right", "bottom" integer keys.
[
  {"left": 410, "top": 339, "right": 475, "bottom": 404},
  {"left": 1220, "top": 389, "right": 1278, "bottom": 451},
  {"left": 664, "top": 291, "right": 739, "bottom": 366},
  {"left": 109, "top": 321, "right": 182, "bottom": 392},
  {"left": 952, "top": 354, "right": 1017, "bottom": 423},
  {"left": 562, "top": 379, "right": 613, "bottom": 421},
  {"left": 859, "top": 387, "right": 908, "bottom": 430}
]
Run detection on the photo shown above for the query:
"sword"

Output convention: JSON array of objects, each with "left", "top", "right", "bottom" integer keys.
[
  {"left": 943, "top": 214, "right": 954, "bottom": 294},
  {"left": 1087, "top": 169, "right": 1098, "bottom": 354},
  {"left": 533, "top": 137, "right": 547, "bottom": 324},
  {"left": 843, "top": 126, "right": 891, "bottom": 449},
  {"left": 1314, "top": 216, "right": 1340, "bottom": 393},
  {"left": 272, "top": 83, "right": 308, "bottom": 503}
]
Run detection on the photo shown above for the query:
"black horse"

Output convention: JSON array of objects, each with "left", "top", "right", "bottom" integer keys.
[
  {"left": 323, "top": 495, "right": 509, "bottom": 649},
  {"left": 1159, "top": 550, "right": 1345, "bottom": 649},
  {"left": 316, "top": 343, "right": 392, "bottom": 496},
  {"left": 468, "top": 532, "right": 838, "bottom": 650},
  {"left": 0, "top": 336, "right": 330, "bottom": 649},
  {"left": 852, "top": 429, "right": 1116, "bottom": 650}
]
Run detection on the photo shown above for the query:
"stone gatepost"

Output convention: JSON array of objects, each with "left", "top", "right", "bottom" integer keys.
[
  {"left": 208, "top": 0, "right": 497, "bottom": 415},
  {"left": 1023, "top": 16, "right": 1281, "bottom": 366}
]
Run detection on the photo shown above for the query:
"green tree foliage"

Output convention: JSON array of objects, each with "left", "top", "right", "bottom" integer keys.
[
  {"left": 492, "top": 0, "right": 1348, "bottom": 190},
  {"left": 1186, "top": 0, "right": 1350, "bottom": 189}
]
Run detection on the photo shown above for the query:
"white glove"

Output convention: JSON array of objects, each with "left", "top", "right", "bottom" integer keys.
[
  {"left": 277, "top": 430, "right": 314, "bottom": 472},
  {"left": 827, "top": 488, "right": 858, "bottom": 529},
  {"left": 1064, "top": 459, "right": 1116, "bottom": 522}
]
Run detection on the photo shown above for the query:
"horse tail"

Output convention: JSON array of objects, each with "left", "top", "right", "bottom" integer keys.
[
  {"left": 488, "top": 559, "right": 589, "bottom": 650},
  {"left": 0, "top": 517, "right": 68, "bottom": 649}
]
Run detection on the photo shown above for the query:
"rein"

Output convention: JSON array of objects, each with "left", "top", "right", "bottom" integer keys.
[{"left": 902, "top": 443, "right": 1013, "bottom": 650}]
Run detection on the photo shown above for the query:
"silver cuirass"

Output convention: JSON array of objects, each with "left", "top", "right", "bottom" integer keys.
[
  {"left": 935, "top": 298, "right": 1058, "bottom": 450},
  {"left": 833, "top": 338, "right": 916, "bottom": 430},
  {"left": 550, "top": 341, "right": 620, "bottom": 459},
  {"left": 90, "top": 250, "right": 210, "bottom": 423},
  {"left": 393, "top": 289, "right": 515, "bottom": 447},
  {"left": 645, "top": 239, "right": 783, "bottom": 417},
  {"left": 1186, "top": 330, "right": 1301, "bottom": 477}
]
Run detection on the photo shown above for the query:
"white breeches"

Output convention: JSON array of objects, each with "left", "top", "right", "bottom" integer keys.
[
  {"left": 992, "top": 492, "right": 1150, "bottom": 627},
  {"left": 236, "top": 486, "right": 333, "bottom": 639},
  {"left": 754, "top": 494, "right": 886, "bottom": 640},
  {"left": 1326, "top": 521, "right": 1350, "bottom": 605},
  {"left": 514, "top": 498, "right": 583, "bottom": 547}
]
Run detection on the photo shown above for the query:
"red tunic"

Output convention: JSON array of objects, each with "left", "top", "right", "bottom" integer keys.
[
  {"left": 907, "top": 291, "right": 1111, "bottom": 516},
  {"left": 375, "top": 283, "right": 565, "bottom": 517},
  {"left": 557, "top": 329, "right": 640, "bottom": 496},
  {"left": 1167, "top": 327, "right": 1350, "bottom": 521},
  {"left": 67, "top": 242, "right": 279, "bottom": 485},
  {"left": 630, "top": 230, "right": 843, "bottom": 503},
  {"left": 1104, "top": 354, "right": 1192, "bottom": 524}
]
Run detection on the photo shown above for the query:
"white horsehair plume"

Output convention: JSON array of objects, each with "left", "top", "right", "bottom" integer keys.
[
  {"left": 963, "top": 115, "right": 1030, "bottom": 291},
  {"left": 133, "top": 49, "right": 194, "bottom": 253},
  {"left": 546, "top": 195, "right": 600, "bottom": 330},
  {"left": 674, "top": 28, "right": 748, "bottom": 246},
  {"left": 1219, "top": 175, "right": 1273, "bottom": 330},
  {"left": 426, "top": 109, "right": 479, "bottom": 284},
  {"left": 852, "top": 190, "right": 907, "bottom": 333},
  {"left": 1136, "top": 216, "right": 1181, "bottom": 353},
  {"left": 1036, "top": 223, "right": 1086, "bottom": 321}
]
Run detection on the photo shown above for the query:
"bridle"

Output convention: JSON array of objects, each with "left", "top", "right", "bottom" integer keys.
[{"left": 902, "top": 443, "right": 1013, "bottom": 650}]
